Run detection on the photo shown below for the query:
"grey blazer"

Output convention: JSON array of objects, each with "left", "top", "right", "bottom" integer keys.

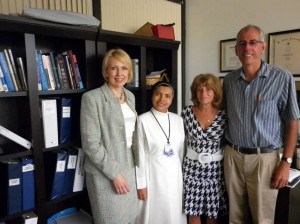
[
  {"left": 80, "top": 82, "right": 138, "bottom": 179},
  {"left": 80, "top": 82, "right": 139, "bottom": 223}
]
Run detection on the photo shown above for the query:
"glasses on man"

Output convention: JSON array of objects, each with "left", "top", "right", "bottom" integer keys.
[{"left": 237, "top": 40, "right": 263, "bottom": 48}]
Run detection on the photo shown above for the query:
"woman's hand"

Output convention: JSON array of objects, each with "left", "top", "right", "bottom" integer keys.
[
  {"left": 137, "top": 188, "right": 148, "bottom": 201},
  {"left": 113, "top": 174, "right": 130, "bottom": 194}
]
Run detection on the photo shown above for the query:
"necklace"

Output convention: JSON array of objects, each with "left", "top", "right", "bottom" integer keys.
[
  {"left": 151, "top": 110, "right": 170, "bottom": 144},
  {"left": 118, "top": 91, "right": 125, "bottom": 101}
]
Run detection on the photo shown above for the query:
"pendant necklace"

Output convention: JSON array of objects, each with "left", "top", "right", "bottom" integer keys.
[{"left": 151, "top": 110, "right": 174, "bottom": 157}]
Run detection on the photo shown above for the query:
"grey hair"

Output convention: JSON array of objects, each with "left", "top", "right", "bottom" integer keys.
[{"left": 236, "top": 24, "right": 265, "bottom": 42}]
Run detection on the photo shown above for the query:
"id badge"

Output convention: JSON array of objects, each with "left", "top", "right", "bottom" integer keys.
[{"left": 164, "top": 144, "right": 174, "bottom": 157}]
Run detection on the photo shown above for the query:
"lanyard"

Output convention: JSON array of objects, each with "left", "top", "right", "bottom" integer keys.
[{"left": 151, "top": 110, "right": 170, "bottom": 144}]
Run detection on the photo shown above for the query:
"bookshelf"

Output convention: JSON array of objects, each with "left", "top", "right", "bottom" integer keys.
[{"left": 0, "top": 14, "right": 180, "bottom": 224}]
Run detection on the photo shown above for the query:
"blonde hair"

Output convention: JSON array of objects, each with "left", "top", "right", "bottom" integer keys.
[
  {"left": 190, "top": 73, "right": 223, "bottom": 108},
  {"left": 102, "top": 48, "right": 133, "bottom": 82}
]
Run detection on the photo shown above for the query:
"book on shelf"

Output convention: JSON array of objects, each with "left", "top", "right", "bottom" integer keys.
[
  {"left": 36, "top": 50, "right": 50, "bottom": 91},
  {"left": 3, "top": 49, "right": 20, "bottom": 91},
  {"left": 73, "top": 147, "right": 86, "bottom": 192},
  {"left": 0, "top": 64, "right": 8, "bottom": 92},
  {"left": 34, "top": 50, "right": 42, "bottom": 91},
  {"left": 42, "top": 54, "right": 56, "bottom": 90},
  {"left": 57, "top": 97, "right": 72, "bottom": 144},
  {"left": 62, "top": 51, "right": 75, "bottom": 89},
  {"left": 0, "top": 75, "right": 3, "bottom": 91},
  {"left": 287, "top": 168, "right": 300, "bottom": 188},
  {"left": 72, "top": 53, "right": 84, "bottom": 88},
  {"left": 56, "top": 54, "right": 71, "bottom": 90},
  {"left": 62, "top": 147, "right": 78, "bottom": 196},
  {"left": 0, "top": 124, "right": 32, "bottom": 149},
  {"left": 16, "top": 57, "right": 28, "bottom": 91},
  {"left": 5, "top": 49, "right": 22, "bottom": 91},
  {"left": 21, "top": 156, "right": 35, "bottom": 211},
  {"left": 67, "top": 50, "right": 80, "bottom": 89},
  {"left": 127, "top": 58, "right": 139, "bottom": 87},
  {"left": 49, "top": 52, "right": 61, "bottom": 90},
  {"left": 0, "top": 50, "right": 15, "bottom": 91},
  {"left": 0, "top": 158, "right": 22, "bottom": 216},
  {"left": 44, "top": 149, "right": 67, "bottom": 200},
  {"left": 41, "top": 99, "right": 59, "bottom": 148}
]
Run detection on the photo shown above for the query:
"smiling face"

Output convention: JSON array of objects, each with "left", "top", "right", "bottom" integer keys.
[
  {"left": 235, "top": 27, "right": 265, "bottom": 67},
  {"left": 196, "top": 85, "right": 215, "bottom": 106},
  {"left": 152, "top": 86, "right": 174, "bottom": 113},
  {"left": 105, "top": 57, "right": 129, "bottom": 89}
]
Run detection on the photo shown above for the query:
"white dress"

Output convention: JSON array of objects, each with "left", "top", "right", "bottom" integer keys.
[{"left": 136, "top": 108, "right": 187, "bottom": 224}]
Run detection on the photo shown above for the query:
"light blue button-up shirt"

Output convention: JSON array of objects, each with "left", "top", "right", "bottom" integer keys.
[{"left": 223, "top": 61, "right": 300, "bottom": 148}]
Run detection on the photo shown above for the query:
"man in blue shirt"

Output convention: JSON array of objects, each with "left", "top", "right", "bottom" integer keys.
[{"left": 223, "top": 24, "right": 300, "bottom": 224}]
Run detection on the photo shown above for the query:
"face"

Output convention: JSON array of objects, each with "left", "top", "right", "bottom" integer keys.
[
  {"left": 105, "top": 57, "right": 129, "bottom": 88},
  {"left": 152, "top": 86, "right": 174, "bottom": 113},
  {"left": 235, "top": 28, "right": 265, "bottom": 66},
  {"left": 197, "top": 85, "right": 215, "bottom": 106}
]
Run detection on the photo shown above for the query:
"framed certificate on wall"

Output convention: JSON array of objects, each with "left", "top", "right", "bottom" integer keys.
[
  {"left": 268, "top": 29, "right": 300, "bottom": 75},
  {"left": 220, "top": 38, "right": 242, "bottom": 72}
]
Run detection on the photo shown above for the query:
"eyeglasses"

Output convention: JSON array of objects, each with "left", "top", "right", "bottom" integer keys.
[{"left": 237, "top": 40, "right": 263, "bottom": 48}]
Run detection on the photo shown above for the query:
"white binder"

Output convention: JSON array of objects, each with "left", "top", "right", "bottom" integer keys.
[
  {"left": 41, "top": 99, "right": 59, "bottom": 148},
  {"left": 0, "top": 125, "right": 32, "bottom": 149}
]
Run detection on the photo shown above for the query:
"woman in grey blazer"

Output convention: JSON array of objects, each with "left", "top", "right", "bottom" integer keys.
[{"left": 80, "top": 48, "right": 139, "bottom": 224}]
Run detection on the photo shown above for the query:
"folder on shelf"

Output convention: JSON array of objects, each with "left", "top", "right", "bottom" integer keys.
[
  {"left": 57, "top": 98, "right": 72, "bottom": 145},
  {"left": 73, "top": 147, "right": 86, "bottom": 192},
  {"left": 45, "top": 150, "right": 67, "bottom": 200},
  {"left": 41, "top": 99, "right": 59, "bottom": 148},
  {"left": 0, "top": 159, "right": 22, "bottom": 215},
  {"left": 0, "top": 125, "right": 32, "bottom": 149},
  {"left": 21, "top": 157, "right": 35, "bottom": 211},
  {"left": 62, "top": 147, "right": 78, "bottom": 195}
]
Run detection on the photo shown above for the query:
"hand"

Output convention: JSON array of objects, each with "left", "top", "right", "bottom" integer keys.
[
  {"left": 113, "top": 174, "right": 130, "bottom": 194},
  {"left": 137, "top": 188, "right": 148, "bottom": 201},
  {"left": 270, "top": 161, "right": 290, "bottom": 189}
]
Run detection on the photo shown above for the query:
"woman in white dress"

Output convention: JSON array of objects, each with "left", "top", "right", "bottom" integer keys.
[{"left": 136, "top": 81, "right": 187, "bottom": 224}]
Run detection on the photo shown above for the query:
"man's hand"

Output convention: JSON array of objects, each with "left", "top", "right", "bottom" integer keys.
[{"left": 271, "top": 161, "right": 290, "bottom": 189}]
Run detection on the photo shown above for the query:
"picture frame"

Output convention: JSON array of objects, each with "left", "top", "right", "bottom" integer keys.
[
  {"left": 219, "top": 38, "right": 241, "bottom": 72},
  {"left": 268, "top": 29, "right": 300, "bottom": 75}
]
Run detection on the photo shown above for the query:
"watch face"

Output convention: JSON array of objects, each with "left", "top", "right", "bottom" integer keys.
[{"left": 282, "top": 156, "right": 292, "bottom": 164}]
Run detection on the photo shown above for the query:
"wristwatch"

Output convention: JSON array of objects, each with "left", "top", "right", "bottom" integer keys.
[{"left": 281, "top": 156, "right": 293, "bottom": 164}]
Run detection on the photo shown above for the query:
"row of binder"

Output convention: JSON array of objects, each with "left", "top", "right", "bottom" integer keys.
[
  {"left": 0, "top": 157, "right": 35, "bottom": 216},
  {"left": 44, "top": 147, "right": 85, "bottom": 201},
  {"left": 41, "top": 97, "right": 72, "bottom": 148}
]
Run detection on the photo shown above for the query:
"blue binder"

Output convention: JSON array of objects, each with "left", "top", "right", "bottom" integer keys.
[
  {"left": 62, "top": 147, "right": 78, "bottom": 195},
  {"left": 21, "top": 157, "right": 35, "bottom": 211},
  {"left": 0, "top": 159, "right": 22, "bottom": 215},
  {"left": 58, "top": 98, "right": 72, "bottom": 144},
  {"left": 45, "top": 150, "right": 67, "bottom": 200}
]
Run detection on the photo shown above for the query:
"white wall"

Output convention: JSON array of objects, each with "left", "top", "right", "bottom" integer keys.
[{"left": 185, "top": 0, "right": 300, "bottom": 105}]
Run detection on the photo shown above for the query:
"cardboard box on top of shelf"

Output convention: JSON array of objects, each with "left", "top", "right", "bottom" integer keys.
[{"left": 134, "top": 22, "right": 154, "bottom": 37}]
